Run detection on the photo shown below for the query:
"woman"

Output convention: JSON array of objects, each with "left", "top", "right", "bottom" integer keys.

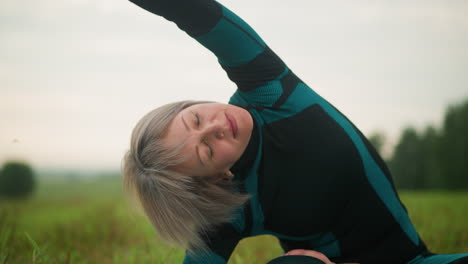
[{"left": 122, "top": 0, "right": 468, "bottom": 263}]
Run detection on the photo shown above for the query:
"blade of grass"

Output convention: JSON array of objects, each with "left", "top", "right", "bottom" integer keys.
[
  {"left": 25, "top": 232, "right": 43, "bottom": 263},
  {"left": 65, "top": 251, "right": 71, "bottom": 264},
  {"left": 25, "top": 232, "right": 41, "bottom": 253},
  {"left": 3, "top": 252, "right": 9, "bottom": 264}
]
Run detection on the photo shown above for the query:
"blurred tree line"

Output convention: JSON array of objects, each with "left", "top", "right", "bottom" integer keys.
[
  {"left": 0, "top": 161, "right": 35, "bottom": 199},
  {"left": 368, "top": 98, "right": 468, "bottom": 190}
]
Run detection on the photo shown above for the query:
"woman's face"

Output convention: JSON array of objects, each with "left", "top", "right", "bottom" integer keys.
[{"left": 164, "top": 103, "right": 253, "bottom": 178}]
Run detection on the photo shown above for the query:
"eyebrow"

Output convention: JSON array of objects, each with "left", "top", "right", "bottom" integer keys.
[{"left": 181, "top": 114, "right": 189, "bottom": 132}]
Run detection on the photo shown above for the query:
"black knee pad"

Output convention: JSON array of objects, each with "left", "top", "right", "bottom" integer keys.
[{"left": 266, "top": 255, "right": 326, "bottom": 264}]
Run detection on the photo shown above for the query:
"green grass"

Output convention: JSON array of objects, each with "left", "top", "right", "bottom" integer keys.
[
  {"left": 0, "top": 177, "right": 467, "bottom": 264},
  {"left": 399, "top": 191, "right": 468, "bottom": 253}
]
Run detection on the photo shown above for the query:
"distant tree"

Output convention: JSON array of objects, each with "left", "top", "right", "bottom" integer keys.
[
  {"left": 438, "top": 100, "right": 468, "bottom": 189},
  {"left": 389, "top": 127, "right": 426, "bottom": 189},
  {"left": 389, "top": 98, "right": 468, "bottom": 190},
  {"left": 419, "top": 126, "right": 443, "bottom": 189},
  {"left": 0, "top": 161, "right": 36, "bottom": 198},
  {"left": 367, "top": 131, "right": 386, "bottom": 157}
]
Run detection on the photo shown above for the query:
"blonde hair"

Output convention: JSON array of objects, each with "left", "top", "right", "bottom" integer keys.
[{"left": 122, "top": 100, "right": 250, "bottom": 252}]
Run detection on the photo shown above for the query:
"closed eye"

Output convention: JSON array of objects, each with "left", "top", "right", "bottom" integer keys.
[
  {"left": 191, "top": 111, "right": 200, "bottom": 127},
  {"left": 204, "top": 140, "right": 214, "bottom": 159}
]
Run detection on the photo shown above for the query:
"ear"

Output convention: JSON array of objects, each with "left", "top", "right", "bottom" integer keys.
[{"left": 221, "top": 170, "right": 234, "bottom": 180}]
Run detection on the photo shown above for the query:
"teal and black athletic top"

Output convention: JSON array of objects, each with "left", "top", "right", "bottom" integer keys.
[{"left": 129, "top": 1, "right": 468, "bottom": 264}]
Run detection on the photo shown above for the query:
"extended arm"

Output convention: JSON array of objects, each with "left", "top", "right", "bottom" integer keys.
[{"left": 129, "top": 0, "right": 287, "bottom": 93}]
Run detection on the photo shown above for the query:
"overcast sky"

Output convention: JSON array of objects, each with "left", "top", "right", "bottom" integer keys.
[{"left": 1, "top": 0, "right": 467, "bottom": 170}]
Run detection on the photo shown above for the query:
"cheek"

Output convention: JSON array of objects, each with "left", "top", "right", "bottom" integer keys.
[{"left": 215, "top": 142, "right": 239, "bottom": 161}]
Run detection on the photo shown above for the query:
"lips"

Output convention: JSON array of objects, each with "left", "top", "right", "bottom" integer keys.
[{"left": 225, "top": 112, "right": 238, "bottom": 139}]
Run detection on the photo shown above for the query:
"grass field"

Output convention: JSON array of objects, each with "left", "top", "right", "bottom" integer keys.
[{"left": 1, "top": 176, "right": 467, "bottom": 264}]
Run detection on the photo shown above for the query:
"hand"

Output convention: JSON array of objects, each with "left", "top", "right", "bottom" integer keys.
[
  {"left": 283, "top": 249, "right": 334, "bottom": 264},
  {"left": 283, "top": 249, "right": 360, "bottom": 264}
]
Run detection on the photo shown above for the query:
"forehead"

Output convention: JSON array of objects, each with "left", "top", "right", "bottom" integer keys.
[
  {"left": 164, "top": 108, "right": 192, "bottom": 151},
  {"left": 163, "top": 107, "right": 199, "bottom": 170}
]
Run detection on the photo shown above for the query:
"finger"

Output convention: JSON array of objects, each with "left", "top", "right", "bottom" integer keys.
[{"left": 284, "top": 249, "right": 332, "bottom": 264}]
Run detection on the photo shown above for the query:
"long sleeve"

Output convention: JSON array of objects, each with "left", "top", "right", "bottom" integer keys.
[
  {"left": 182, "top": 223, "right": 242, "bottom": 264},
  {"left": 129, "top": 0, "right": 292, "bottom": 104}
]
